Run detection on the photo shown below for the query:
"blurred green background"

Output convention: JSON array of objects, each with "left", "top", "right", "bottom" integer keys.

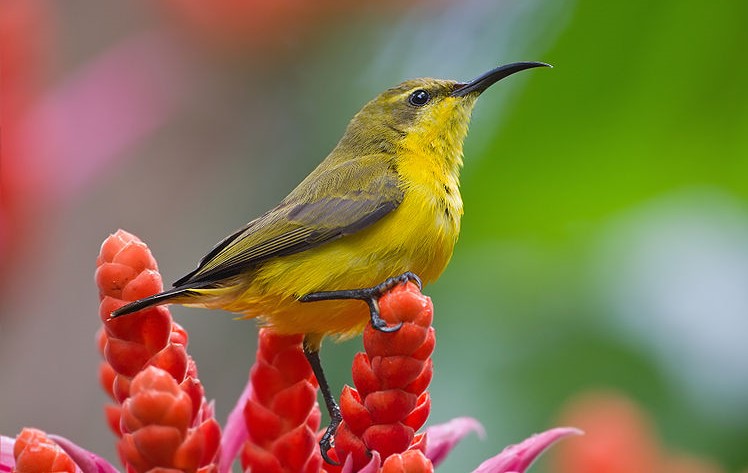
[{"left": 2, "top": 0, "right": 747, "bottom": 471}]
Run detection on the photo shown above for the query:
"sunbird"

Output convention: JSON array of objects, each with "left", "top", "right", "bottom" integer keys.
[{"left": 111, "top": 61, "right": 550, "bottom": 462}]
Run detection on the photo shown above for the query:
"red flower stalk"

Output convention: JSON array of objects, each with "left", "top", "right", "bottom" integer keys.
[
  {"left": 327, "top": 281, "right": 435, "bottom": 472},
  {"left": 237, "top": 329, "right": 322, "bottom": 473},
  {"left": 119, "top": 366, "right": 220, "bottom": 473},
  {"left": 11, "top": 428, "right": 77, "bottom": 473},
  {"left": 95, "top": 229, "right": 220, "bottom": 472}
]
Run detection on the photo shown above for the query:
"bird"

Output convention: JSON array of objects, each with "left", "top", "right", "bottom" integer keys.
[{"left": 110, "top": 61, "right": 550, "bottom": 462}]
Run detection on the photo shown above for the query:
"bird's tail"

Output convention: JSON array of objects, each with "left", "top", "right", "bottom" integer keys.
[{"left": 109, "top": 285, "right": 203, "bottom": 319}]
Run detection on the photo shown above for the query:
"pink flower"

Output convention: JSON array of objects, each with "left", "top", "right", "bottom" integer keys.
[
  {"left": 9, "top": 429, "right": 77, "bottom": 473},
  {"left": 472, "top": 428, "right": 582, "bottom": 473}
]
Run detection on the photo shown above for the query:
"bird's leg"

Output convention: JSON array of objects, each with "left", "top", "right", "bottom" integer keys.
[
  {"left": 303, "top": 339, "right": 341, "bottom": 466},
  {"left": 299, "top": 271, "right": 421, "bottom": 463},
  {"left": 299, "top": 271, "right": 422, "bottom": 333}
]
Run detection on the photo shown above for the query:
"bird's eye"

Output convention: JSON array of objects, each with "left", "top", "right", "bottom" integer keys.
[{"left": 408, "top": 89, "right": 431, "bottom": 106}]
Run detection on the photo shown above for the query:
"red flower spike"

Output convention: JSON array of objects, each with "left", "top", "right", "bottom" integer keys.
[
  {"left": 118, "top": 366, "right": 221, "bottom": 472},
  {"left": 240, "top": 328, "right": 322, "bottom": 473},
  {"left": 96, "top": 230, "right": 219, "bottom": 471},
  {"left": 12, "top": 428, "right": 77, "bottom": 473},
  {"left": 333, "top": 281, "right": 435, "bottom": 472}
]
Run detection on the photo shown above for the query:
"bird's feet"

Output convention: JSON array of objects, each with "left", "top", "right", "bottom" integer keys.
[
  {"left": 300, "top": 271, "right": 422, "bottom": 333},
  {"left": 318, "top": 408, "right": 342, "bottom": 465}
]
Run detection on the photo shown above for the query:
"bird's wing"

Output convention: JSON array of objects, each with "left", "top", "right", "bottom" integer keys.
[{"left": 173, "top": 155, "right": 403, "bottom": 287}]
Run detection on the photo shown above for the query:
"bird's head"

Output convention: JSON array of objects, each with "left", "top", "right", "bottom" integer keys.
[{"left": 336, "top": 62, "right": 551, "bottom": 161}]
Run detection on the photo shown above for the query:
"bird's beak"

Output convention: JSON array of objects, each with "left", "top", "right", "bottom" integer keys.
[{"left": 450, "top": 61, "right": 552, "bottom": 97}]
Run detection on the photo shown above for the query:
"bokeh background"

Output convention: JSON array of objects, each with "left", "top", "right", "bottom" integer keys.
[{"left": 2, "top": 0, "right": 747, "bottom": 471}]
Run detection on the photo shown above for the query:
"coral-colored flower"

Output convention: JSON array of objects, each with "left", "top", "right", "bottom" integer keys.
[
  {"left": 0, "top": 432, "right": 118, "bottom": 473},
  {"left": 329, "top": 281, "right": 434, "bottom": 472},
  {"left": 221, "top": 331, "right": 323, "bottom": 473},
  {"left": 229, "top": 330, "right": 323, "bottom": 473},
  {"left": 11, "top": 428, "right": 76, "bottom": 473},
  {"left": 119, "top": 366, "right": 221, "bottom": 473},
  {"left": 550, "top": 391, "right": 725, "bottom": 473},
  {"left": 95, "top": 229, "right": 220, "bottom": 471}
]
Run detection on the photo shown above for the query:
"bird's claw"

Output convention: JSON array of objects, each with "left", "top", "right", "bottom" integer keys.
[
  {"left": 300, "top": 271, "right": 421, "bottom": 333},
  {"left": 319, "top": 411, "right": 342, "bottom": 465},
  {"left": 369, "top": 312, "right": 403, "bottom": 333},
  {"left": 366, "top": 271, "right": 419, "bottom": 332}
]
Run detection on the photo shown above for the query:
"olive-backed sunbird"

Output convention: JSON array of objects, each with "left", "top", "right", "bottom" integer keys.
[{"left": 111, "top": 61, "right": 550, "bottom": 462}]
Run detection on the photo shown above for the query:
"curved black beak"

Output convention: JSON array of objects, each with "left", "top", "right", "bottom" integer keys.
[{"left": 450, "top": 61, "right": 552, "bottom": 97}]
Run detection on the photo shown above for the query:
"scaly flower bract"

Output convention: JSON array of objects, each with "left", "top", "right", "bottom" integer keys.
[
  {"left": 239, "top": 330, "right": 322, "bottom": 473},
  {"left": 96, "top": 229, "right": 220, "bottom": 471}
]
